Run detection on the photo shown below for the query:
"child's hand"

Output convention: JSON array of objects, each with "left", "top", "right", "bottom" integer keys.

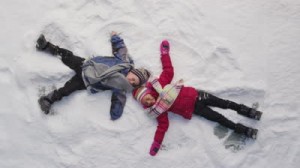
[
  {"left": 160, "top": 40, "right": 170, "bottom": 55},
  {"left": 149, "top": 141, "right": 161, "bottom": 156},
  {"left": 111, "top": 31, "right": 118, "bottom": 37}
]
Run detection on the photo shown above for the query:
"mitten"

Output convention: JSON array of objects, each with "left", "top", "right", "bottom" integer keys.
[
  {"left": 160, "top": 40, "right": 170, "bottom": 55},
  {"left": 149, "top": 141, "right": 161, "bottom": 156}
]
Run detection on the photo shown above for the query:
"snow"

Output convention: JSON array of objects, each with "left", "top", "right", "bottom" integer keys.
[{"left": 1, "top": 0, "right": 300, "bottom": 167}]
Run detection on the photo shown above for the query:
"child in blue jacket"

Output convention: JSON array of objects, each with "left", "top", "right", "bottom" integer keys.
[{"left": 36, "top": 31, "right": 150, "bottom": 120}]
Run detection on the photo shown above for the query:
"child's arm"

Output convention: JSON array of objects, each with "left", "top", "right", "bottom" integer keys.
[
  {"left": 110, "top": 32, "right": 133, "bottom": 64},
  {"left": 109, "top": 90, "right": 127, "bottom": 120},
  {"left": 158, "top": 40, "right": 174, "bottom": 86},
  {"left": 150, "top": 112, "right": 169, "bottom": 156}
]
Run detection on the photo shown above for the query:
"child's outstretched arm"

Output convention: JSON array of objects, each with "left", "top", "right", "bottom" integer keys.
[
  {"left": 150, "top": 112, "right": 169, "bottom": 156},
  {"left": 157, "top": 40, "right": 174, "bottom": 86},
  {"left": 109, "top": 90, "right": 127, "bottom": 120},
  {"left": 110, "top": 31, "right": 133, "bottom": 64}
]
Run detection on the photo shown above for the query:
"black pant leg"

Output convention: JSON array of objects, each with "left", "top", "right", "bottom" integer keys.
[
  {"left": 198, "top": 91, "right": 240, "bottom": 111},
  {"left": 57, "top": 48, "right": 85, "bottom": 74},
  {"left": 194, "top": 103, "right": 236, "bottom": 130},
  {"left": 52, "top": 74, "right": 86, "bottom": 102}
]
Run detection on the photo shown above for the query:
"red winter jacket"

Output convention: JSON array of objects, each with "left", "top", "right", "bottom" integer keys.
[{"left": 145, "top": 53, "right": 198, "bottom": 144}]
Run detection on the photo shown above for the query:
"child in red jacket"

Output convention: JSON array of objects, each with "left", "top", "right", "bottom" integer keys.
[{"left": 132, "top": 40, "right": 262, "bottom": 156}]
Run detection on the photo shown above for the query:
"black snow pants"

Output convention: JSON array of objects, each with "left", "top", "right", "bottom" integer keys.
[
  {"left": 51, "top": 48, "right": 87, "bottom": 102},
  {"left": 193, "top": 91, "right": 241, "bottom": 130}
]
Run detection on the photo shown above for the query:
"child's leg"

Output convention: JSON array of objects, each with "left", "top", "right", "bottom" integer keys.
[
  {"left": 38, "top": 74, "right": 86, "bottom": 114},
  {"left": 198, "top": 91, "right": 239, "bottom": 110},
  {"left": 57, "top": 48, "right": 85, "bottom": 74},
  {"left": 194, "top": 106, "right": 236, "bottom": 130},
  {"left": 194, "top": 105, "right": 258, "bottom": 139},
  {"left": 55, "top": 74, "right": 86, "bottom": 100},
  {"left": 198, "top": 91, "right": 262, "bottom": 120},
  {"left": 36, "top": 34, "right": 85, "bottom": 74}
]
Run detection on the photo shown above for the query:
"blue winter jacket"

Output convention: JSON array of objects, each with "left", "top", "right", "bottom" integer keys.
[{"left": 83, "top": 35, "right": 134, "bottom": 120}]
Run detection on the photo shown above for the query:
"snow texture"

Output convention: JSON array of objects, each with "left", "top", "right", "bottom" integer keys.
[{"left": 0, "top": 0, "right": 300, "bottom": 168}]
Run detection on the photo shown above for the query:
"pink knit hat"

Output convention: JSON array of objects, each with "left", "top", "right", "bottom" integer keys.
[{"left": 132, "top": 86, "right": 151, "bottom": 103}]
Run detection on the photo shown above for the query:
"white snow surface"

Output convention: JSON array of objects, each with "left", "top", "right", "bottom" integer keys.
[{"left": 1, "top": 0, "right": 300, "bottom": 168}]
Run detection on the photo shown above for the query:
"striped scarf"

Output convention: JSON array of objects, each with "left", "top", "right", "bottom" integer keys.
[{"left": 146, "top": 78, "right": 183, "bottom": 118}]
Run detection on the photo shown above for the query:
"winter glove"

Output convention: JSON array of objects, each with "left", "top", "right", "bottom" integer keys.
[
  {"left": 160, "top": 40, "right": 170, "bottom": 55},
  {"left": 149, "top": 141, "right": 161, "bottom": 156},
  {"left": 110, "top": 90, "right": 126, "bottom": 120}
]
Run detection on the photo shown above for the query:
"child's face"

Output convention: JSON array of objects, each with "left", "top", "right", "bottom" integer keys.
[
  {"left": 126, "top": 72, "right": 140, "bottom": 87},
  {"left": 141, "top": 94, "right": 156, "bottom": 107}
]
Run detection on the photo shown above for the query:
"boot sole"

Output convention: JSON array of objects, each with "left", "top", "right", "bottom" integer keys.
[
  {"left": 251, "top": 129, "right": 258, "bottom": 139},
  {"left": 38, "top": 98, "right": 50, "bottom": 115},
  {"left": 36, "top": 34, "right": 48, "bottom": 50},
  {"left": 250, "top": 109, "right": 262, "bottom": 120},
  {"left": 255, "top": 111, "right": 262, "bottom": 120}
]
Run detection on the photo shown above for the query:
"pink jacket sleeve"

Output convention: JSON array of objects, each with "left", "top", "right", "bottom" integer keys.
[
  {"left": 158, "top": 53, "right": 174, "bottom": 87},
  {"left": 153, "top": 112, "right": 169, "bottom": 144},
  {"left": 152, "top": 53, "right": 173, "bottom": 144}
]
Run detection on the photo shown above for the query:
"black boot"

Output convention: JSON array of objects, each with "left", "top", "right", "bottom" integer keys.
[
  {"left": 38, "top": 90, "right": 61, "bottom": 114},
  {"left": 36, "top": 34, "right": 48, "bottom": 50},
  {"left": 36, "top": 34, "right": 59, "bottom": 55},
  {"left": 234, "top": 123, "right": 258, "bottom": 139},
  {"left": 237, "top": 104, "right": 262, "bottom": 120},
  {"left": 38, "top": 96, "right": 52, "bottom": 114}
]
